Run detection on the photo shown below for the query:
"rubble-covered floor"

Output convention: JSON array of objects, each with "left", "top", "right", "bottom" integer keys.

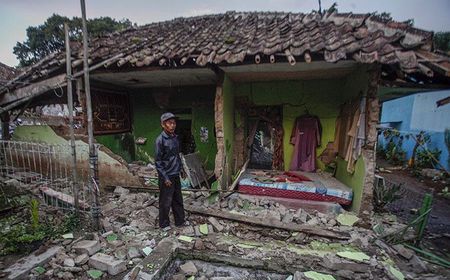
[{"left": 1, "top": 181, "right": 450, "bottom": 280}]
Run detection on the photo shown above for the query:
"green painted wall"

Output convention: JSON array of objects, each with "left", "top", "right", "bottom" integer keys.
[
  {"left": 96, "top": 86, "right": 217, "bottom": 169},
  {"left": 223, "top": 75, "right": 235, "bottom": 180},
  {"left": 335, "top": 156, "right": 365, "bottom": 212},
  {"left": 235, "top": 78, "right": 355, "bottom": 170},
  {"left": 96, "top": 133, "right": 135, "bottom": 163},
  {"left": 191, "top": 104, "right": 217, "bottom": 170}
]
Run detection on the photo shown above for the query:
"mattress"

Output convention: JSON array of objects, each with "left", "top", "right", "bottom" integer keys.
[{"left": 238, "top": 169, "right": 353, "bottom": 205}]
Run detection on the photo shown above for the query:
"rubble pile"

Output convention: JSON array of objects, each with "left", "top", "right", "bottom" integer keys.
[{"left": 2, "top": 184, "right": 449, "bottom": 280}]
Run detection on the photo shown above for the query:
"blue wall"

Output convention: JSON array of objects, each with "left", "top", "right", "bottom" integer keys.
[{"left": 379, "top": 90, "right": 450, "bottom": 171}]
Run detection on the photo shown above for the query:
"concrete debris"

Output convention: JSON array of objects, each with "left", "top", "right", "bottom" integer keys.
[
  {"left": 114, "top": 186, "right": 130, "bottom": 196},
  {"left": 72, "top": 240, "right": 101, "bottom": 256},
  {"left": 180, "top": 261, "right": 198, "bottom": 276},
  {"left": 3, "top": 178, "right": 447, "bottom": 280},
  {"left": 208, "top": 217, "right": 224, "bottom": 232},
  {"left": 74, "top": 254, "right": 89, "bottom": 266},
  {"left": 392, "top": 244, "right": 414, "bottom": 260},
  {"left": 89, "top": 253, "right": 126, "bottom": 276},
  {"left": 63, "top": 258, "right": 75, "bottom": 267}
]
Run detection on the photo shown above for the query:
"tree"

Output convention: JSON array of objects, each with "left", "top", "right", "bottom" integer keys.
[
  {"left": 434, "top": 32, "right": 450, "bottom": 53},
  {"left": 13, "top": 14, "right": 133, "bottom": 67}
]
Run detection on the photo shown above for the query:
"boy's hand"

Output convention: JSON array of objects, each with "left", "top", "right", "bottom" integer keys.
[{"left": 164, "top": 179, "right": 172, "bottom": 187}]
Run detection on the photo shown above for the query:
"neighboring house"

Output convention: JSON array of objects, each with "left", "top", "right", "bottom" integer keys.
[
  {"left": 379, "top": 90, "right": 450, "bottom": 171},
  {"left": 1, "top": 11, "right": 449, "bottom": 218}
]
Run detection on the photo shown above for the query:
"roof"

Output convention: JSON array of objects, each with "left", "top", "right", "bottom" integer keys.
[
  {"left": 0, "top": 62, "right": 18, "bottom": 85},
  {"left": 2, "top": 11, "right": 449, "bottom": 93}
]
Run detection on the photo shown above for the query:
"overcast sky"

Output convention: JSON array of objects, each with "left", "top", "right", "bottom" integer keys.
[{"left": 1, "top": 0, "right": 449, "bottom": 67}]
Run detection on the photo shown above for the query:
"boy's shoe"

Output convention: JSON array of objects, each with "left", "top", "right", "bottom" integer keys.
[
  {"left": 161, "top": 226, "right": 172, "bottom": 232},
  {"left": 176, "top": 221, "right": 191, "bottom": 227}
]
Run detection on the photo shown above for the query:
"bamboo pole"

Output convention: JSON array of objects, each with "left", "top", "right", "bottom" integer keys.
[
  {"left": 80, "top": 0, "right": 100, "bottom": 230},
  {"left": 64, "top": 23, "right": 80, "bottom": 218}
]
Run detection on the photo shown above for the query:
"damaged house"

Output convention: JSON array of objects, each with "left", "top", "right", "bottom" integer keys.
[{"left": 1, "top": 11, "right": 449, "bottom": 221}]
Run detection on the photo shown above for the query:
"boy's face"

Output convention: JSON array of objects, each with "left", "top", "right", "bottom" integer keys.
[{"left": 162, "top": 118, "right": 176, "bottom": 134}]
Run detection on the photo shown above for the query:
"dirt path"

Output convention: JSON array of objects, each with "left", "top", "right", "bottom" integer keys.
[{"left": 380, "top": 169, "right": 450, "bottom": 235}]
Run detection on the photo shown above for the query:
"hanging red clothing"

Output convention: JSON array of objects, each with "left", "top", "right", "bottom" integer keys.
[{"left": 289, "top": 115, "right": 322, "bottom": 172}]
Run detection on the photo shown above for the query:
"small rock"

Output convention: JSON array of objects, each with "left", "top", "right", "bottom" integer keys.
[
  {"left": 171, "top": 274, "right": 185, "bottom": 280},
  {"left": 181, "top": 225, "right": 195, "bottom": 235},
  {"left": 61, "top": 271, "right": 74, "bottom": 279},
  {"left": 265, "top": 211, "right": 281, "bottom": 222},
  {"left": 114, "top": 186, "right": 130, "bottom": 196},
  {"left": 392, "top": 244, "right": 414, "bottom": 260},
  {"left": 306, "top": 217, "right": 319, "bottom": 226},
  {"left": 74, "top": 254, "right": 89, "bottom": 265},
  {"left": 180, "top": 261, "right": 198, "bottom": 276},
  {"left": 282, "top": 213, "right": 294, "bottom": 223},
  {"left": 114, "top": 248, "right": 128, "bottom": 260},
  {"left": 208, "top": 217, "right": 224, "bottom": 232},
  {"left": 63, "top": 258, "right": 75, "bottom": 267},
  {"left": 194, "top": 239, "right": 205, "bottom": 250},
  {"left": 128, "top": 247, "right": 141, "bottom": 259},
  {"left": 328, "top": 219, "right": 337, "bottom": 226},
  {"left": 409, "top": 255, "right": 428, "bottom": 273}
]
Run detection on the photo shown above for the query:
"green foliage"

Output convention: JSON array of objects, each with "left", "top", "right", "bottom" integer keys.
[
  {"left": 434, "top": 32, "right": 450, "bottom": 53},
  {"left": 30, "top": 199, "right": 39, "bottom": 230},
  {"left": 14, "top": 13, "right": 133, "bottom": 66},
  {"left": 413, "top": 131, "right": 441, "bottom": 169},
  {"left": 0, "top": 209, "right": 79, "bottom": 256},
  {"left": 379, "top": 129, "right": 406, "bottom": 165},
  {"left": 373, "top": 180, "right": 404, "bottom": 212},
  {"left": 415, "top": 147, "right": 441, "bottom": 169}
]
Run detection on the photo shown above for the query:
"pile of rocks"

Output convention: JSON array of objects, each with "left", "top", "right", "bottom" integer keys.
[
  {"left": 187, "top": 192, "right": 345, "bottom": 229},
  {"left": 30, "top": 227, "right": 158, "bottom": 279}
]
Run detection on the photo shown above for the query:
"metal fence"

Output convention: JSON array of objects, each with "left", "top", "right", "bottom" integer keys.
[{"left": 0, "top": 140, "right": 96, "bottom": 225}]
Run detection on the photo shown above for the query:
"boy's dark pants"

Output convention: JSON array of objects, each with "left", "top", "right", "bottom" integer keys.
[{"left": 158, "top": 175, "right": 185, "bottom": 228}]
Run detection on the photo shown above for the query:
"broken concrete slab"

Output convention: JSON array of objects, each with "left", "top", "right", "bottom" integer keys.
[
  {"left": 72, "top": 240, "right": 101, "bottom": 256},
  {"left": 336, "top": 213, "right": 359, "bottom": 226},
  {"left": 322, "top": 254, "right": 369, "bottom": 273},
  {"left": 180, "top": 261, "right": 198, "bottom": 276},
  {"left": 123, "top": 237, "right": 179, "bottom": 280},
  {"left": 4, "top": 246, "right": 62, "bottom": 280},
  {"left": 89, "top": 253, "right": 127, "bottom": 276},
  {"left": 208, "top": 217, "right": 224, "bottom": 232}
]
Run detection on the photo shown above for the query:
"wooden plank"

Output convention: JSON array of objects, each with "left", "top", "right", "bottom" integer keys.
[
  {"left": 185, "top": 204, "right": 350, "bottom": 240},
  {"left": 0, "top": 74, "right": 66, "bottom": 106},
  {"left": 228, "top": 159, "right": 249, "bottom": 191}
]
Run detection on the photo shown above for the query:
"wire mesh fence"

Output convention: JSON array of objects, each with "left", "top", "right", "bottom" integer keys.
[{"left": 0, "top": 140, "right": 96, "bottom": 227}]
